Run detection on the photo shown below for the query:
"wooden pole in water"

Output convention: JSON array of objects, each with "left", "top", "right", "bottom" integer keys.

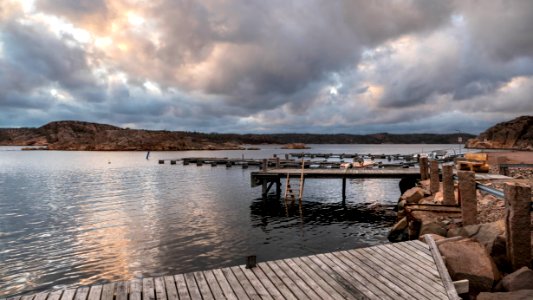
[
  {"left": 298, "top": 158, "right": 305, "bottom": 210},
  {"left": 262, "top": 159, "right": 268, "bottom": 172},
  {"left": 342, "top": 177, "right": 347, "bottom": 200},
  {"left": 276, "top": 176, "right": 281, "bottom": 199}
]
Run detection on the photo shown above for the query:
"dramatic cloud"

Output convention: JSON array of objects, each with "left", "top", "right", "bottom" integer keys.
[{"left": 0, "top": 0, "right": 532, "bottom": 133}]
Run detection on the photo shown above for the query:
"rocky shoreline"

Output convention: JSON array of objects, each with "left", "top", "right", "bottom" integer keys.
[
  {"left": 387, "top": 158, "right": 533, "bottom": 298},
  {"left": 466, "top": 115, "right": 533, "bottom": 151}
]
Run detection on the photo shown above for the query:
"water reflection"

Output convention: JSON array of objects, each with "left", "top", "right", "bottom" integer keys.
[{"left": 0, "top": 145, "right": 452, "bottom": 296}]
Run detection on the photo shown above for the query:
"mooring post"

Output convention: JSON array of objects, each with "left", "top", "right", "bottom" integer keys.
[
  {"left": 262, "top": 180, "right": 268, "bottom": 198},
  {"left": 419, "top": 157, "right": 429, "bottom": 180},
  {"left": 430, "top": 160, "right": 439, "bottom": 194},
  {"left": 442, "top": 165, "right": 455, "bottom": 205},
  {"left": 246, "top": 255, "right": 257, "bottom": 269},
  {"left": 262, "top": 159, "right": 268, "bottom": 172},
  {"left": 276, "top": 176, "right": 281, "bottom": 199},
  {"left": 275, "top": 157, "right": 280, "bottom": 168},
  {"left": 285, "top": 154, "right": 289, "bottom": 160},
  {"left": 458, "top": 170, "right": 477, "bottom": 225},
  {"left": 504, "top": 182, "right": 532, "bottom": 270},
  {"left": 342, "top": 177, "right": 347, "bottom": 200}
]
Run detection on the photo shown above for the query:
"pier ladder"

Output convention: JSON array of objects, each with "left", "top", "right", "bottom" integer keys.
[{"left": 283, "top": 158, "right": 305, "bottom": 213}]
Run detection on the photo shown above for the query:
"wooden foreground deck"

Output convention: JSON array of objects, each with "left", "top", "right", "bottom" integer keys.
[{"left": 4, "top": 240, "right": 458, "bottom": 300}]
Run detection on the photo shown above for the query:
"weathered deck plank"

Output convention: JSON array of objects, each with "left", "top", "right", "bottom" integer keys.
[
  {"left": 202, "top": 270, "right": 225, "bottom": 299},
  {"left": 86, "top": 285, "right": 102, "bottom": 300},
  {"left": 6, "top": 240, "right": 458, "bottom": 300},
  {"left": 191, "top": 272, "right": 214, "bottom": 300},
  {"left": 368, "top": 246, "right": 444, "bottom": 293},
  {"left": 129, "top": 280, "right": 142, "bottom": 300},
  {"left": 141, "top": 278, "right": 154, "bottom": 300},
  {"left": 47, "top": 291, "right": 63, "bottom": 300},
  {"left": 234, "top": 266, "right": 274, "bottom": 300},
  {"left": 312, "top": 253, "right": 381, "bottom": 299},
  {"left": 243, "top": 266, "right": 288, "bottom": 300},
  {"left": 163, "top": 276, "right": 178, "bottom": 300},
  {"left": 58, "top": 289, "right": 75, "bottom": 300},
  {"left": 32, "top": 292, "right": 48, "bottom": 300},
  {"left": 114, "top": 282, "right": 127, "bottom": 300},
  {"left": 183, "top": 273, "right": 202, "bottom": 300},
  {"left": 295, "top": 256, "right": 361, "bottom": 299},
  {"left": 354, "top": 248, "right": 447, "bottom": 299}
]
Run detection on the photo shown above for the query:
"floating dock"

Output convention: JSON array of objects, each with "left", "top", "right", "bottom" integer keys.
[{"left": 3, "top": 240, "right": 459, "bottom": 300}]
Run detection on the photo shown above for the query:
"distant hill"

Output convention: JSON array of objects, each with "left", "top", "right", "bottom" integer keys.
[
  {"left": 0, "top": 121, "right": 242, "bottom": 151},
  {"left": 0, "top": 120, "right": 475, "bottom": 151},
  {"left": 466, "top": 115, "right": 533, "bottom": 150}
]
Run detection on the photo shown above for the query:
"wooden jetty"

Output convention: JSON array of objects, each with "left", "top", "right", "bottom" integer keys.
[
  {"left": 3, "top": 240, "right": 460, "bottom": 300},
  {"left": 251, "top": 167, "right": 421, "bottom": 199}
]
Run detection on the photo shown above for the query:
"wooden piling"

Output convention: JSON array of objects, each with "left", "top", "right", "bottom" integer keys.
[
  {"left": 342, "top": 177, "right": 346, "bottom": 200},
  {"left": 442, "top": 165, "right": 455, "bottom": 205},
  {"left": 419, "top": 157, "right": 429, "bottom": 180},
  {"left": 262, "top": 159, "right": 267, "bottom": 172},
  {"left": 430, "top": 160, "right": 439, "bottom": 194},
  {"left": 158, "top": 160, "right": 164, "bottom": 164},
  {"left": 262, "top": 180, "right": 268, "bottom": 198},
  {"left": 504, "top": 182, "right": 532, "bottom": 270},
  {"left": 275, "top": 157, "right": 280, "bottom": 168},
  {"left": 458, "top": 171, "right": 477, "bottom": 225},
  {"left": 276, "top": 177, "right": 281, "bottom": 199},
  {"left": 246, "top": 255, "right": 257, "bottom": 269}
]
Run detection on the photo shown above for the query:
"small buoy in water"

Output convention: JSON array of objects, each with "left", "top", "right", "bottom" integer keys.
[{"left": 108, "top": 160, "right": 111, "bottom": 164}]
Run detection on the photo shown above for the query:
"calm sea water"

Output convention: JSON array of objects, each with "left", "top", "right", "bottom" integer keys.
[{"left": 0, "top": 144, "right": 463, "bottom": 296}]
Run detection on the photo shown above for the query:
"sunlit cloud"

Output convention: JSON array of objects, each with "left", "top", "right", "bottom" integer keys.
[{"left": 0, "top": 0, "right": 532, "bottom": 133}]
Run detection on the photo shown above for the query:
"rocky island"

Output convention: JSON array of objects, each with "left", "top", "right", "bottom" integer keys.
[
  {"left": 466, "top": 115, "right": 533, "bottom": 151},
  {"left": 0, "top": 121, "right": 244, "bottom": 151}
]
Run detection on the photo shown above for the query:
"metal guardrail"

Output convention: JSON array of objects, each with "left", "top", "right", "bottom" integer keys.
[
  {"left": 476, "top": 182, "right": 505, "bottom": 199},
  {"left": 453, "top": 174, "right": 532, "bottom": 210}
]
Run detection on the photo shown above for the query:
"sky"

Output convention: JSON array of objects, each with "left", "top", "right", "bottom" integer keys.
[{"left": 1, "top": 0, "right": 532, "bottom": 134}]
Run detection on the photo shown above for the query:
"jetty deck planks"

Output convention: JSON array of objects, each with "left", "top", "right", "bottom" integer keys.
[{"left": 6, "top": 240, "right": 456, "bottom": 300}]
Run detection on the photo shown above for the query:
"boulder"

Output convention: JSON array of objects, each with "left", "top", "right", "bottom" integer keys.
[
  {"left": 447, "top": 220, "right": 509, "bottom": 271},
  {"left": 496, "top": 267, "right": 533, "bottom": 291},
  {"left": 402, "top": 187, "right": 424, "bottom": 204},
  {"left": 477, "top": 290, "right": 533, "bottom": 300},
  {"left": 438, "top": 239, "right": 501, "bottom": 293},
  {"left": 419, "top": 233, "right": 446, "bottom": 242},
  {"left": 447, "top": 220, "right": 505, "bottom": 256},
  {"left": 388, "top": 217, "right": 408, "bottom": 242},
  {"left": 419, "top": 222, "right": 448, "bottom": 237},
  {"left": 418, "top": 196, "right": 437, "bottom": 205}
]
